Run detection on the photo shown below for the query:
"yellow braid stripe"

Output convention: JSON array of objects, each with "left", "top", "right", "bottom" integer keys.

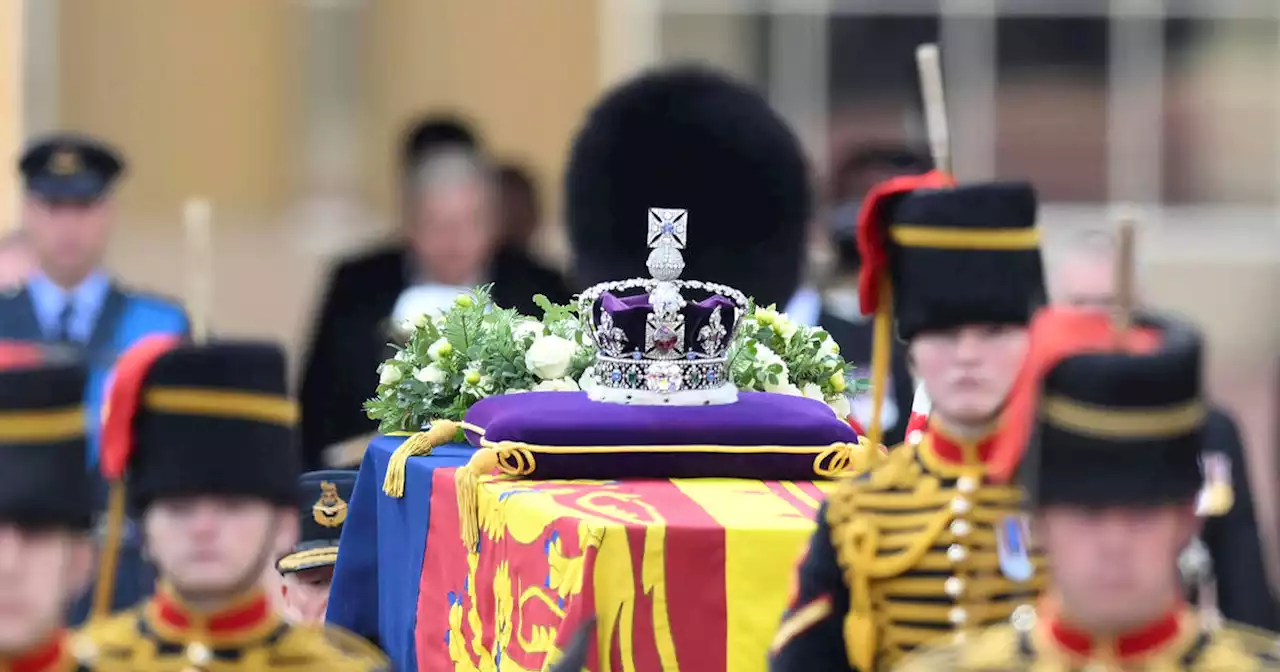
[
  {"left": 770, "top": 596, "right": 832, "bottom": 654},
  {"left": 144, "top": 387, "right": 298, "bottom": 426},
  {"left": 1041, "top": 396, "right": 1206, "bottom": 439},
  {"left": 890, "top": 224, "right": 1040, "bottom": 250},
  {"left": 0, "top": 406, "right": 83, "bottom": 442}
]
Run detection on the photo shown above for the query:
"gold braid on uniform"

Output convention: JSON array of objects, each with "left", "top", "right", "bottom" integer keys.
[{"left": 826, "top": 433, "right": 1045, "bottom": 670}]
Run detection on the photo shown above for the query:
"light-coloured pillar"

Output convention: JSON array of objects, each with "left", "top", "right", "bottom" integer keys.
[{"left": 0, "top": 0, "right": 23, "bottom": 230}]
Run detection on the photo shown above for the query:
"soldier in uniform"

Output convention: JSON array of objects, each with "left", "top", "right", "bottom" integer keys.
[
  {"left": 0, "top": 343, "right": 100, "bottom": 670},
  {"left": 79, "top": 336, "right": 387, "bottom": 671},
  {"left": 769, "top": 174, "right": 1048, "bottom": 671},
  {"left": 895, "top": 307, "right": 1280, "bottom": 671},
  {"left": 275, "top": 471, "right": 355, "bottom": 625}
]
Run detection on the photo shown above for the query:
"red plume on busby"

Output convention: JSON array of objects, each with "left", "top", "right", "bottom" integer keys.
[
  {"left": 987, "top": 307, "right": 1160, "bottom": 483},
  {"left": 100, "top": 334, "right": 184, "bottom": 482},
  {"left": 852, "top": 169, "right": 954, "bottom": 448}
]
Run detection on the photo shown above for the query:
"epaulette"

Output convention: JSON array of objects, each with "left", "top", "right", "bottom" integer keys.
[
  {"left": 73, "top": 608, "right": 145, "bottom": 662},
  {"left": 265, "top": 624, "right": 390, "bottom": 671},
  {"left": 1203, "top": 622, "right": 1280, "bottom": 670}
]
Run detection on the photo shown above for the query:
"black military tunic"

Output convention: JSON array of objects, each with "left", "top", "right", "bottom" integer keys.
[{"left": 769, "top": 428, "right": 1045, "bottom": 671}]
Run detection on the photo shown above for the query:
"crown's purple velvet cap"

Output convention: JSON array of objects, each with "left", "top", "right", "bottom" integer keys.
[
  {"left": 463, "top": 391, "right": 858, "bottom": 480},
  {"left": 596, "top": 292, "right": 737, "bottom": 358}
]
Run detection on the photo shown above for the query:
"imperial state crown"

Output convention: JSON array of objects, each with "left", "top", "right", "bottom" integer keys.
[{"left": 577, "top": 207, "right": 749, "bottom": 406}]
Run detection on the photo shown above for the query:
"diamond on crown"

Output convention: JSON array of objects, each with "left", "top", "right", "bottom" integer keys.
[{"left": 578, "top": 208, "right": 750, "bottom": 406}]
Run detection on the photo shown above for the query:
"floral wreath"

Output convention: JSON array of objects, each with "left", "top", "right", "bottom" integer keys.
[{"left": 365, "top": 285, "right": 869, "bottom": 434}]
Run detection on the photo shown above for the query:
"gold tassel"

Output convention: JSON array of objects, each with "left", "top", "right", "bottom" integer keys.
[
  {"left": 457, "top": 448, "right": 500, "bottom": 551},
  {"left": 382, "top": 420, "right": 460, "bottom": 498},
  {"left": 90, "top": 482, "right": 127, "bottom": 621}
]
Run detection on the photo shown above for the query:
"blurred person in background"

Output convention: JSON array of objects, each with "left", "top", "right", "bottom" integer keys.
[
  {"left": 300, "top": 117, "right": 567, "bottom": 469},
  {"left": 495, "top": 161, "right": 570, "bottom": 295},
  {"left": 299, "top": 115, "right": 480, "bottom": 467},
  {"left": 1052, "top": 229, "right": 1277, "bottom": 630},
  {"left": 0, "top": 229, "right": 35, "bottom": 290},
  {"left": 275, "top": 471, "right": 355, "bottom": 625},
  {"left": 0, "top": 133, "right": 188, "bottom": 625},
  {"left": 818, "top": 145, "right": 932, "bottom": 445}
]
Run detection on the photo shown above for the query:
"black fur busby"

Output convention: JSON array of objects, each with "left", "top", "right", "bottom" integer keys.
[
  {"left": 1022, "top": 313, "right": 1205, "bottom": 508},
  {"left": 869, "top": 181, "right": 1045, "bottom": 340},
  {"left": 0, "top": 350, "right": 92, "bottom": 530},
  {"left": 565, "top": 66, "right": 812, "bottom": 309},
  {"left": 102, "top": 339, "right": 300, "bottom": 512}
]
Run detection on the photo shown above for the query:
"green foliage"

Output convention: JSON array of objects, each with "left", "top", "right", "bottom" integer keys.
[{"left": 365, "top": 289, "right": 872, "bottom": 432}]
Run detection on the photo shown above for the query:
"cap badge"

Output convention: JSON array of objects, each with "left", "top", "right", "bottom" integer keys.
[
  {"left": 312, "top": 481, "right": 348, "bottom": 528},
  {"left": 49, "top": 148, "right": 82, "bottom": 176}
]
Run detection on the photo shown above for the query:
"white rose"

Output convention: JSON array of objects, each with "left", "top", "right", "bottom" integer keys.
[
  {"left": 378, "top": 364, "right": 403, "bottom": 386},
  {"left": 533, "top": 378, "right": 580, "bottom": 392},
  {"left": 394, "top": 350, "right": 411, "bottom": 362},
  {"left": 514, "top": 319, "right": 545, "bottom": 340},
  {"left": 801, "top": 382, "right": 825, "bottom": 402},
  {"left": 827, "top": 394, "right": 852, "bottom": 419},
  {"left": 414, "top": 364, "right": 447, "bottom": 385},
  {"left": 427, "top": 337, "right": 453, "bottom": 362},
  {"left": 766, "top": 381, "right": 802, "bottom": 396},
  {"left": 525, "top": 335, "right": 578, "bottom": 380},
  {"left": 754, "top": 344, "right": 784, "bottom": 368},
  {"left": 506, "top": 387, "right": 529, "bottom": 395},
  {"left": 817, "top": 331, "right": 840, "bottom": 358}
]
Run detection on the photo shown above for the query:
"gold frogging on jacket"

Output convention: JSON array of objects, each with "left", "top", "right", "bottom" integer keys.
[{"left": 313, "top": 481, "right": 348, "bottom": 528}]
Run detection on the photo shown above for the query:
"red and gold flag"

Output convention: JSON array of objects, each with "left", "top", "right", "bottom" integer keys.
[{"left": 416, "top": 469, "right": 835, "bottom": 672}]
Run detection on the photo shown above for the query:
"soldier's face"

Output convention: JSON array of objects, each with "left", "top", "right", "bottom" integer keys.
[
  {"left": 1038, "top": 504, "right": 1198, "bottom": 631},
  {"left": 281, "top": 566, "right": 334, "bottom": 625},
  {"left": 145, "top": 497, "right": 296, "bottom": 599},
  {"left": 0, "top": 525, "right": 92, "bottom": 653},
  {"left": 910, "top": 324, "right": 1029, "bottom": 426}
]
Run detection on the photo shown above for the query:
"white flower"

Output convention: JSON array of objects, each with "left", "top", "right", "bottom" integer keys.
[
  {"left": 754, "top": 344, "right": 785, "bottom": 369},
  {"left": 506, "top": 387, "right": 529, "bottom": 394},
  {"left": 378, "top": 364, "right": 403, "bottom": 386},
  {"left": 415, "top": 312, "right": 435, "bottom": 329},
  {"left": 827, "top": 394, "right": 852, "bottom": 419},
  {"left": 394, "top": 350, "right": 412, "bottom": 362},
  {"left": 578, "top": 366, "right": 600, "bottom": 391},
  {"left": 414, "top": 364, "right": 447, "bottom": 385},
  {"left": 754, "top": 306, "right": 780, "bottom": 325},
  {"left": 459, "top": 364, "right": 494, "bottom": 398},
  {"left": 427, "top": 337, "right": 453, "bottom": 362},
  {"left": 817, "top": 331, "right": 840, "bottom": 358},
  {"left": 525, "top": 335, "right": 578, "bottom": 380},
  {"left": 533, "top": 378, "right": 580, "bottom": 392},
  {"left": 801, "top": 382, "right": 825, "bottom": 402},
  {"left": 514, "top": 319, "right": 545, "bottom": 340}
]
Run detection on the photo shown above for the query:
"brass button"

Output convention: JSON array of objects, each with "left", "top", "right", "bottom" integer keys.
[
  {"left": 944, "top": 577, "right": 965, "bottom": 597},
  {"left": 947, "top": 544, "right": 968, "bottom": 563},
  {"left": 950, "top": 497, "right": 971, "bottom": 515},
  {"left": 949, "top": 519, "right": 971, "bottom": 537}
]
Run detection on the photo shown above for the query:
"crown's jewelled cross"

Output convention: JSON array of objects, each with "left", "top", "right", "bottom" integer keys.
[{"left": 647, "top": 208, "right": 687, "bottom": 250}]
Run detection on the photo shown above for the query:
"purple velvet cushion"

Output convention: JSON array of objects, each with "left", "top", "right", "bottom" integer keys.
[{"left": 463, "top": 391, "right": 859, "bottom": 480}]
